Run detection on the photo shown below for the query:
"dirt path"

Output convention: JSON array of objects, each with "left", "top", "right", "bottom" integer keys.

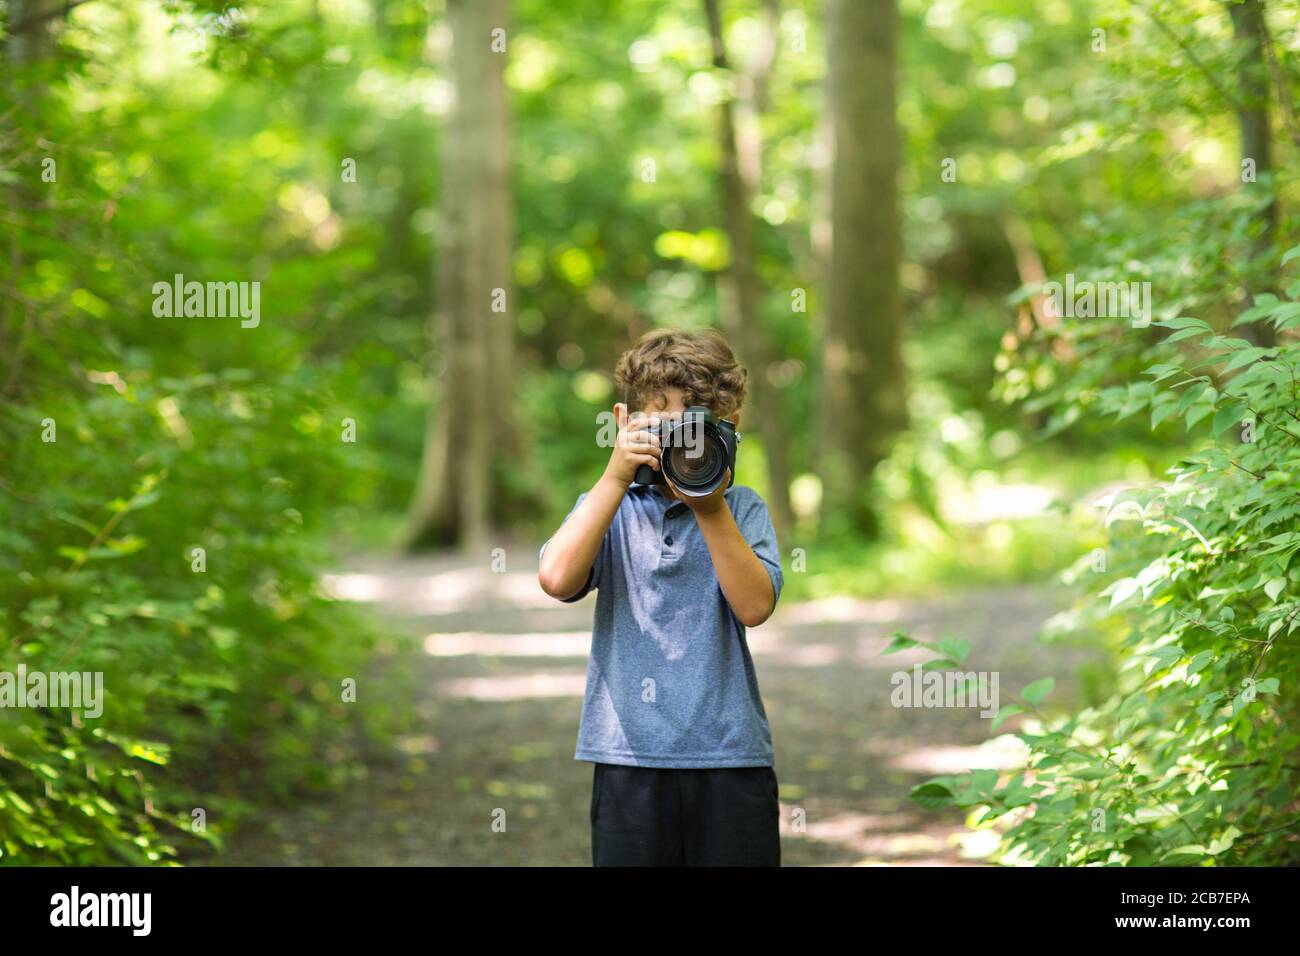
[{"left": 221, "top": 551, "right": 1090, "bottom": 866}]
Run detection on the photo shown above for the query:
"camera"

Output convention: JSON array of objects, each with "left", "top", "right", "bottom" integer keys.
[{"left": 634, "top": 405, "right": 739, "bottom": 497}]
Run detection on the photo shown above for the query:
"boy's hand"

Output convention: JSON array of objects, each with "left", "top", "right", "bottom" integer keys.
[
  {"left": 666, "top": 469, "right": 730, "bottom": 516},
  {"left": 602, "top": 402, "right": 662, "bottom": 487}
]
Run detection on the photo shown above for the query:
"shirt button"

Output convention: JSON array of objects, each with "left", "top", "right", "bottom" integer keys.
[{"left": 664, "top": 535, "right": 674, "bottom": 546}]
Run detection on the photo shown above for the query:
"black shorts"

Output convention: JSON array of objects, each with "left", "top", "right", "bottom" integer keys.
[{"left": 589, "top": 762, "right": 781, "bottom": 866}]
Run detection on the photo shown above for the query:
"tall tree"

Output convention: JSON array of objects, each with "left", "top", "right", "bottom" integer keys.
[
  {"left": 4, "top": 0, "right": 57, "bottom": 395},
  {"left": 1228, "top": 0, "right": 1278, "bottom": 347},
  {"left": 818, "top": 0, "right": 905, "bottom": 534},
  {"left": 404, "top": 0, "right": 516, "bottom": 550},
  {"left": 703, "top": 0, "right": 794, "bottom": 544},
  {"left": 6, "top": 0, "right": 68, "bottom": 63}
]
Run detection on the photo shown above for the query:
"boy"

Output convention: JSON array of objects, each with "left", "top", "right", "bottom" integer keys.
[{"left": 538, "top": 328, "right": 784, "bottom": 866}]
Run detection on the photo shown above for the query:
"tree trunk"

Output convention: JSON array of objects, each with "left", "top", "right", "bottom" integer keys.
[
  {"left": 6, "top": 0, "right": 56, "bottom": 67},
  {"left": 703, "top": 0, "right": 795, "bottom": 545},
  {"left": 4, "top": 0, "right": 55, "bottom": 398},
  {"left": 403, "top": 0, "right": 514, "bottom": 551},
  {"left": 1228, "top": 0, "right": 1278, "bottom": 347},
  {"left": 819, "top": 0, "right": 905, "bottom": 535}
]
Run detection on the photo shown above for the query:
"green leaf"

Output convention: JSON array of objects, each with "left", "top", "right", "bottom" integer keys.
[
  {"left": 991, "top": 704, "right": 1026, "bottom": 731},
  {"left": 1176, "top": 381, "right": 1210, "bottom": 416},
  {"left": 909, "top": 781, "right": 955, "bottom": 810},
  {"left": 882, "top": 631, "right": 921, "bottom": 655},
  {"left": 936, "top": 636, "right": 970, "bottom": 664},
  {"left": 1166, "top": 326, "right": 1212, "bottom": 343},
  {"left": 1156, "top": 316, "right": 1212, "bottom": 332},
  {"left": 1207, "top": 827, "right": 1241, "bottom": 856},
  {"left": 1150, "top": 395, "right": 1178, "bottom": 427},
  {"left": 1109, "top": 577, "right": 1140, "bottom": 608},
  {"left": 1185, "top": 401, "right": 1215, "bottom": 429},
  {"left": 1022, "top": 677, "right": 1055, "bottom": 705},
  {"left": 1212, "top": 403, "right": 1247, "bottom": 437},
  {"left": 127, "top": 743, "right": 169, "bottom": 766},
  {"left": 1147, "top": 644, "right": 1184, "bottom": 672},
  {"left": 1185, "top": 650, "right": 1215, "bottom": 677},
  {"left": 1142, "top": 362, "right": 1184, "bottom": 383},
  {"left": 1220, "top": 347, "right": 1268, "bottom": 374}
]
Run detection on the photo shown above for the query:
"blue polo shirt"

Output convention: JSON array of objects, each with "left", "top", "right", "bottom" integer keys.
[{"left": 539, "top": 483, "right": 783, "bottom": 768}]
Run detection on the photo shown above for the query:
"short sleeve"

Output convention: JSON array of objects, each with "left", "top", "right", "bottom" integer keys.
[
  {"left": 538, "top": 491, "right": 606, "bottom": 603},
  {"left": 731, "top": 488, "right": 784, "bottom": 609}
]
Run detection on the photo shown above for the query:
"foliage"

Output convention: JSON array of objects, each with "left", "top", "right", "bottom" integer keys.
[
  {"left": 906, "top": 0, "right": 1300, "bottom": 866},
  {"left": 4, "top": 0, "right": 1297, "bottom": 867},
  {"left": 0, "top": 0, "right": 402, "bottom": 865},
  {"left": 0, "top": 373, "right": 389, "bottom": 864},
  {"left": 911, "top": 245, "right": 1300, "bottom": 864}
]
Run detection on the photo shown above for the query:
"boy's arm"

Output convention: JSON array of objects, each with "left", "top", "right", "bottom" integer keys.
[
  {"left": 695, "top": 505, "right": 776, "bottom": 627},
  {"left": 673, "top": 477, "right": 777, "bottom": 627},
  {"left": 538, "top": 474, "right": 626, "bottom": 600},
  {"left": 539, "top": 404, "right": 662, "bottom": 601}
]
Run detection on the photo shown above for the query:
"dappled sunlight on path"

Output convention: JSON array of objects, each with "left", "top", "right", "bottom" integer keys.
[{"left": 225, "top": 550, "right": 1093, "bottom": 866}]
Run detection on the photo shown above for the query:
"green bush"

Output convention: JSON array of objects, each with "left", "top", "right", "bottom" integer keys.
[
  {"left": 911, "top": 247, "right": 1300, "bottom": 865},
  {"left": 0, "top": 20, "right": 397, "bottom": 862},
  {"left": 0, "top": 363, "right": 388, "bottom": 864}
]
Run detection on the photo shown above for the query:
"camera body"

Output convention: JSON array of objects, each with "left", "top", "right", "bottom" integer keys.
[{"left": 634, "top": 405, "right": 739, "bottom": 498}]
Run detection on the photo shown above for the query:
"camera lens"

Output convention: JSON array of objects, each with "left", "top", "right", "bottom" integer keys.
[{"left": 664, "top": 422, "right": 724, "bottom": 490}]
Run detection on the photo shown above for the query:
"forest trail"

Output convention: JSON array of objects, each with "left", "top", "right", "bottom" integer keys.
[{"left": 222, "top": 551, "right": 1085, "bottom": 866}]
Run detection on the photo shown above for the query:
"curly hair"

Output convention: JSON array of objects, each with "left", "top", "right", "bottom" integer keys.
[{"left": 613, "top": 327, "right": 748, "bottom": 418}]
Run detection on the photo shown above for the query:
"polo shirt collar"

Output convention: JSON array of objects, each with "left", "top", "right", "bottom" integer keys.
[{"left": 632, "top": 482, "right": 727, "bottom": 516}]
